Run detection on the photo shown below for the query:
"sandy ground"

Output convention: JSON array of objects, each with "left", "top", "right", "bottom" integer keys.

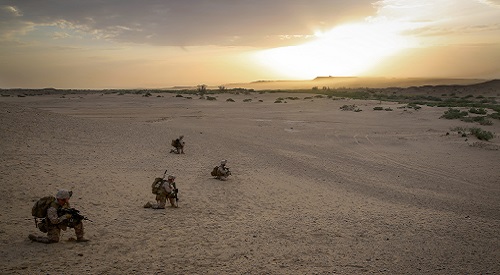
[{"left": 0, "top": 92, "right": 499, "bottom": 274}]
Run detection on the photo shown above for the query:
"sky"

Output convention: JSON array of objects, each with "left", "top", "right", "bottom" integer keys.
[{"left": 0, "top": 0, "right": 499, "bottom": 89}]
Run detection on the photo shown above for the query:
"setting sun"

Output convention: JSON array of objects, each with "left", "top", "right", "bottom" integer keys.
[{"left": 255, "top": 20, "right": 418, "bottom": 79}]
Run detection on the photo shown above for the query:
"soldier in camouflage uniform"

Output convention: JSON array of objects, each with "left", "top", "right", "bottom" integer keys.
[
  {"left": 170, "top": 135, "right": 185, "bottom": 154},
  {"left": 29, "top": 189, "right": 89, "bottom": 243},
  {"left": 144, "top": 175, "right": 178, "bottom": 209},
  {"left": 216, "top": 159, "right": 231, "bottom": 181}
]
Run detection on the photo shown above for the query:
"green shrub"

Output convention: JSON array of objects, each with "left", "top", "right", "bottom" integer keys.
[
  {"left": 340, "top": 104, "right": 359, "bottom": 111},
  {"left": 407, "top": 103, "right": 421, "bottom": 110},
  {"left": 488, "top": 112, "right": 500, "bottom": 120},
  {"left": 469, "top": 107, "right": 487, "bottom": 114},
  {"left": 469, "top": 127, "right": 495, "bottom": 141},
  {"left": 461, "top": 116, "right": 493, "bottom": 125},
  {"left": 479, "top": 119, "right": 493, "bottom": 126},
  {"left": 441, "top": 108, "right": 468, "bottom": 119},
  {"left": 450, "top": 126, "right": 467, "bottom": 133}
]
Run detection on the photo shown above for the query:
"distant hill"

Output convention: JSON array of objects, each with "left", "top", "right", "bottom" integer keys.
[
  {"left": 467, "top": 79, "right": 500, "bottom": 90},
  {"left": 223, "top": 77, "right": 491, "bottom": 90}
]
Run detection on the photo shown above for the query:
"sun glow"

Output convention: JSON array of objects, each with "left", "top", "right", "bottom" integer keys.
[{"left": 255, "top": 20, "right": 418, "bottom": 79}]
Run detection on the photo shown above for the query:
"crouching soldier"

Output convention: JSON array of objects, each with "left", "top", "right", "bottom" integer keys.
[
  {"left": 170, "top": 135, "right": 185, "bottom": 154},
  {"left": 29, "top": 189, "right": 89, "bottom": 243},
  {"left": 145, "top": 175, "right": 179, "bottom": 209},
  {"left": 211, "top": 159, "right": 231, "bottom": 181}
]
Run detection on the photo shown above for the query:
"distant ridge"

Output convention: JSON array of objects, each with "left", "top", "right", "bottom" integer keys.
[
  {"left": 467, "top": 79, "right": 500, "bottom": 89},
  {"left": 224, "top": 77, "right": 490, "bottom": 90}
]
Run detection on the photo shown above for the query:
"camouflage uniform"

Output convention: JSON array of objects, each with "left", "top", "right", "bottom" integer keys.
[
  {"left": 29, "top": 190, "right": 87, "bottom": 243},
  {"left": 170, "top": 135, "right": 185, "bottom": 154},
  {"left": 216, "top": 160, "right": 230, "bottom": 181},
  {"left": 145, "top": 176, "right": 178, "bottom": 208}
]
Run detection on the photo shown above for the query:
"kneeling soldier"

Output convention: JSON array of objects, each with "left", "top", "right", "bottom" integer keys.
[
  {"left": 29, "top": 189, "right": 89, "bottom": 243},
  {"left": 145, "top": 175, "right": 178, "bottom": 209}
]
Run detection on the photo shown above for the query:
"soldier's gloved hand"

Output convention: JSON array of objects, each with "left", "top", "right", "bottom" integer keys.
[{"left": 60, "top": 214, "right": 72, "bottom": 220}]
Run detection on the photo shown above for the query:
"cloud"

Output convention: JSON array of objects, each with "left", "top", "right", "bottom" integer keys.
[
  {"left": 476, "top": 0, "right": 500, "bottom": 7},
  {"left": 0, "top": 0, "right": 375, "bottom": 46},
  {"left": 372, "top": 0, "right": 500, "bottom": 43},
  {"left": 1, "top": 5, "right": 22, "bottom": 16}
]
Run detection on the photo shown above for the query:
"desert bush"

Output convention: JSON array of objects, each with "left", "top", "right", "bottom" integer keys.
[
  {"left": 339, "top": 105, "right": 362, "bottom": 112},
  {"left": 469, "top": 107, "right": 487, "bottom": 114},
  {"left": 340, "top": 104, "right": 355, "bottom": 111},
  {"left": 243, "top": 98, "right": 252, "bottom": 102},
  {"left": 441, "top": 108, "right": 468, "bottom": 119},
  {"left": 274, "top": 100, "right": 282, "bottom": 103},
  {"left": 373, "top": 106, "right": 384, "bottom": 111},
  {"left": 478, "top": 119, "right": 493, "bottom": 125},
  {"left": 469, "top": 127, "right": 495, "bottom": 141},
  {"left": 143, "top": 92, "right": 152, "bottom": 97},
  {"left": 385, "top": 108, "right": 393, "bottom": 111},
  {"left": 461, "top": 116, "right": 492, "bottom": 125},
  {"left": 286, "top": 97, "right": 299, "bottom": 100},
  {"left": 408, "top": 103, "right": 421, "bottom": 110},
  {"left": 450, "top": 126, "right": 495, "bottom": 141},
  {"left": 488, "top": 112, "right": 500, "bottom": 120},
  {"left": 399, "top": 103, "right": 421, "bottom": 110},
  {"left": 175, "top": 94, "right": 184, "bottom": 97},
  {"left": 226, "top": 98, "right": 235, "bottom": 102},
  {"left": 450, "top": 126, "right": 467, "bottom": 133},
  {"left": 303, "top": 97, "right": 312, "bottom": 100},
  {"left": 206, "top": 96, "right": 217, "bottom": 101}
]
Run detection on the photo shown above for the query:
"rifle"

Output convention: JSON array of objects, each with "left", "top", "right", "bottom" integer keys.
[
  {"left": 173, "top": 188, "right": 179, "bottom": 202},
  {"left": 58, "top": 208, "right": 93, "bottom": 223}
]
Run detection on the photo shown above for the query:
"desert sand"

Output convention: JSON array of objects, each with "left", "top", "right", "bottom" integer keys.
[{"left": 0, "top": 91, "right": 499, "bottom": 274}]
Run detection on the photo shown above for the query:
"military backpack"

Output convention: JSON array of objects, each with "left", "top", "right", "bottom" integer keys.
[
  {"left": 32, "top": 196, "right": 55, "bottom": 218},
  {"left": 211, "top": 166, "right": 219, "bottom": 177},
  {"left": 151, "top": 178, "right": 165, "bottom": 195}
]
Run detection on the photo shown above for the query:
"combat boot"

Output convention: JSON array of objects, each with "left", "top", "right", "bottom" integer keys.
[
  {"left": 28, "top": 234, "right": 52, "bottom": 244},
  {"left": 76, "top": 237, "right": 90, "bottom": 242}
]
